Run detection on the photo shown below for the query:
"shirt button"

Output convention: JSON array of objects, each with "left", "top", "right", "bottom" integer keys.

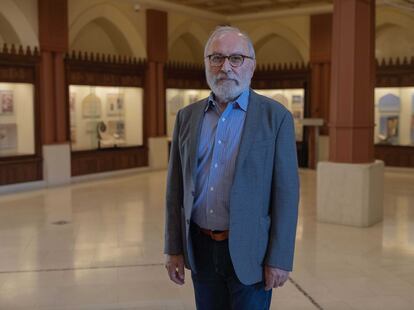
[
  {"left": 210, "top": 210, "right": 213, "bottom": 214},
  {"left": 214, "top": 163, "right": 218, "bottom": 168},
  {"left": 218, "top": 140, "right": 222, "bottom": 144},
  {"left": 210, "top": 187, "right": 214, "bottom": 191},
  {"left": 222, "top": 118, "right": 226, "bottom": 122}
]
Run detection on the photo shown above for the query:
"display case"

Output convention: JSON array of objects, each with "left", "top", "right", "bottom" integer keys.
[
  {"left": 374, "top": 58, "right": 414, "bottom": 167},
  {"left": 164, "top": 61, "right": 310, "bottom": 167},
  {"left": 0, "top": 83, "right": 35, "bottom": 156},
  {"left": 255, "top": 89, "right": 305, "bottom": 142},
  {"left": 374, "top": 87, "right": 414, "bottom": 146},
  {"left": 66, "top": 51, "right": 148, "bottom": 176},
  {"left": 166, "top": 88, "right": 210, "bottom": 137},
  {"left": 0, "top": 45, "right": 42, "bottom": 186},
  {"left": 69, "top": 85, "right": 143, "bottom": 151}
]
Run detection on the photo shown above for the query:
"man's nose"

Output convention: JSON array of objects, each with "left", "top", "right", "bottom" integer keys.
[{"left": 221, "top": 57, "right": 232, "bottom": 72}]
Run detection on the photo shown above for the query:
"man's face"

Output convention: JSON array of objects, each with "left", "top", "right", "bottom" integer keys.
[{"left": 205, "top": 32, "right": 256, "bottom": 102}]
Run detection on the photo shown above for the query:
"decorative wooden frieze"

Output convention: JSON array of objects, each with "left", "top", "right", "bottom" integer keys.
[
  {"left": 164, "top": 61, "right": 311, "bottom": 90},
  {"left": 0, "top": 43, "right": 39, "bottom": 58},
  {"left": 0, "top": 44, "right": 40, "bottom": 83},
  {"left": 65, "top": 50, "right": 147, "bottom": 87},
  {"left": 165, "top": 61, "right": 207, "bottom": 89},
  {"left": 376, "top": 56, "right": 414, "bottom": 87},
  {"left": 253, "top": 62, "right": 310, "bottom": 89}
]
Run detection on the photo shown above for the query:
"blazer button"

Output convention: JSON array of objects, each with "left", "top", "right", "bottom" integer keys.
[
  {"left": 186, "top": 219, "right": 190, "bottom": 225},
  {"left": 191, "top": 191, "right": 195, "bottom": 197}
]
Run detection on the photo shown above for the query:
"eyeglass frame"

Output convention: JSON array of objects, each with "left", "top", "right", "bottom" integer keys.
[{"left": 205, "top": 53, "right": 255, "bottom": 67}]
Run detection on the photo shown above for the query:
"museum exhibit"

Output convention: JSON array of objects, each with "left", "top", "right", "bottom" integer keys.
[{"left": 0, "top": 0, "right": 413, "bottom": 309}]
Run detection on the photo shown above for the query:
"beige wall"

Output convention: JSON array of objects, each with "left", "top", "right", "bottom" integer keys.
[
  {"left": 235, "top": 15, "right": 310, "bottom": 64},
  {"left": 0, "top": 0, "right": 38, "bottom": 46},
  {"left": 376, "top": 7, "right": 414, "bottom": 61},
  {"left": 0, "top": 3, "right": 413, "bottom": 63},
  {"left": 69, "top": 0, "right": 146, "bottom": 57},
  {"left": 168, "top": 12, "right": 222, "bottom": 63}
]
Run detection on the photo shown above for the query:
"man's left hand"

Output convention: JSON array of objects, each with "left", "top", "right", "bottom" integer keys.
[{"left": 264, "top": 266, "right": 289, "bottom": 291}]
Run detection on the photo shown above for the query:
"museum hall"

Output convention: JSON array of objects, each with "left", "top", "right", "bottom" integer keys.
[{"left": 0, "top": 0, "right": 414, "bottom": 309}]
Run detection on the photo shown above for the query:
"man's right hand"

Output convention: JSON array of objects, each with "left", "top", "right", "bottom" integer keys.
[{"left": 165, "top": 254, "right": 185, "bottom": 285}]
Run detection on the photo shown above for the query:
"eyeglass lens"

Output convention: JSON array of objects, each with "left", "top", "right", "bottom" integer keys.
[{"left": 210, "top": 55, "right": 244, "bottom": 67}]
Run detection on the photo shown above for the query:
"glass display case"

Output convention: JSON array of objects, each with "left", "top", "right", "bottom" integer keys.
[
  {"left": 166, "top": 88, "right": 305, "bottom": 142},
  {"left": 69, "top": 85, "right": 144, "bottom": 151},
  {"left": 166, "top": 88, "right": 211, "bottom": 137},
  {"left": 255, "top": 89, "right": 305, "bottom": 142},
  {"left": 0, "top": 83, "right": 35, "bottom": 157},
  {"left": 375, "top": 87, "right": 414, "bottom": 146}
]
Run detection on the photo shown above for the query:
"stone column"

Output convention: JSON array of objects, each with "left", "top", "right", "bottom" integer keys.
[
  {"left": 38, "top": 0, "right": 71, "bottom": 186},
  {"left": 309, "top": 13, "right": 332, "bottom": 167},
  {"left": 146, "top": 9, "right": 169, "bottom": 169},
  {"left": 317, "top": 0, "right": 384, "bottom": 227}
]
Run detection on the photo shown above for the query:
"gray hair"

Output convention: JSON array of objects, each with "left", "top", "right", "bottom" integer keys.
[{"left": 204, "top": 26, "right": 256, "bottom": 59}]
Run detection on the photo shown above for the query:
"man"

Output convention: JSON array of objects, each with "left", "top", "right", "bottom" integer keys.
[{"left": 164, "top": 26, "right": 299, "bottom": 310}]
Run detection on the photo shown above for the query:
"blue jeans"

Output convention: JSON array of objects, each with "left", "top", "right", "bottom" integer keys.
[{"left": 191, "top": 224, "right": 272, "bottom": 310}]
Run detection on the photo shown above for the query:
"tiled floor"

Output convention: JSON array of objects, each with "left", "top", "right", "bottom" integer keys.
[{"left": 0, "top": 168, "right": 413, "bottom": 309}]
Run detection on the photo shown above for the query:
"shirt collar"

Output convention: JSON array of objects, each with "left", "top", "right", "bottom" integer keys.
[{"left": 205, "top": 88, "right": 250, "bottom": 112}]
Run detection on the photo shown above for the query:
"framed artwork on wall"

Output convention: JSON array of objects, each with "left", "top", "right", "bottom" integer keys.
[
  {"left": 82, "top": 93, "right": 101, "bottom": 118},
  {"left": 106, "top": 93, "right": 124, "bottom": 116},
  {"left": 0, "top": 123, "right": 17, "bottom": 149},
  {"left": 69, "top": 92, "right": 76, "bottom": 126},
  {"left": 377, "top": 93, "right": 400, "bottom": 144},
  {"left": 0, "top": 90, "right": 14, "bottom": 115},
  {"left": 108, "top": 120, "right": 125, "bottom": 139}
]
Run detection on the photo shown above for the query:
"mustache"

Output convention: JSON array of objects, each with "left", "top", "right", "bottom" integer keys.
[{"left": 214, "top": 73, "right": 239, "bottom": 85}]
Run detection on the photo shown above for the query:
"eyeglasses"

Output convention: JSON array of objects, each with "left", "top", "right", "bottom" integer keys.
[{"left": 206, "top": 54, "right": 254, "bottom": 67}]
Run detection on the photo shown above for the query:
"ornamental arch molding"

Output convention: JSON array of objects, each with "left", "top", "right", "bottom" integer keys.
[
  {"left": 69, "top": 3, "right": 146, "bottom": 57},
  {"left": 249, "top": 23, "right": 308, "bottom": 63},
  {"left": 0, "top": 0, "right": 38, "bottom": 46},
  {"left": 169, "top": 21, "right": 208, "bottom": 56}
]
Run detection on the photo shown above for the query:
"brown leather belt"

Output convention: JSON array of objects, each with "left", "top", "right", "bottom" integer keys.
[{"left": 199, "top": 227, "right": 229, "bottom": 241}]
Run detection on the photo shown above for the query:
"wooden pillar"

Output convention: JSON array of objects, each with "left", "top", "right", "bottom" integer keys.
[
  {"left": 38, "top": 0, "right": 68, "bottom": 144},
  {"left": 309, "top": 13, "right": 332, "bottom": 168},
  {"left": 317, "top": 0, "right": 383, "bottom": 228},
  {"left": 146, "top": 9, "right": 167, "bottom": 137},
  {"left": 329, "top": 0, "right": 375, "bottom": 163}
]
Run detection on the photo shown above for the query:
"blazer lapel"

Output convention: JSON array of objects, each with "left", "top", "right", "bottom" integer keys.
[
  {"left": 234, "top": 90, "right": 261, "bottom": 170},
  {"left": 188, "top": 100, "right": 207, "bottom": 187}
]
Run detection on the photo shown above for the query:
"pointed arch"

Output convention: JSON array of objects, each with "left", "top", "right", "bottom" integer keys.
[
  {"left": 249, "top": 23, "right": 308, "bottom": 63},
  {"left": 375, "top": 8, "right": 414, "bottom": 60},
  {"left": 69, "top": 3, "right": 146, "bottom": 57},
  {"left": 169, "top": 21, "right": 208, "bottom": 55},
  {"left": 169, "top": 32, "right": 204, "bottom": 63},
  {"left": 0, "top": 0, "right": 38, "bottom": 46},
  {"left": 376, "top": 8, "right": 414, "bottom": 32}
]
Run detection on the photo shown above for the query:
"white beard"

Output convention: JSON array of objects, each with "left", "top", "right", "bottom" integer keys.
[{"left": 206, "top": 72, "right": 251, "bottom": 103}]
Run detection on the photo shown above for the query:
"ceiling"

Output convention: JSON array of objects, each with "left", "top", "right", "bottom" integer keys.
[{"left": 164, "top": 0, "right": 332, "bottom": 15}]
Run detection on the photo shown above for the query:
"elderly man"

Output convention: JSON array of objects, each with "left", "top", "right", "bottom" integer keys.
[{"left": 164, "top": 26, "right": 299, "bottom": 310}]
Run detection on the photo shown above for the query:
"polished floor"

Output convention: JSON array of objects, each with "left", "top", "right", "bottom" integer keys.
[{"left": 0, "top": 168, "right": 413, "bottom": 309}]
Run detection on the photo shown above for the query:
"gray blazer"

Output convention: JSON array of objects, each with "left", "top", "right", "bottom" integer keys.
[{"left": 164, "top": 89, "right": 299, "bottom": 285}]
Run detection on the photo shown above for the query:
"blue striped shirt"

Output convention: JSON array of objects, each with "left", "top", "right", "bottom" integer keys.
[{"left": 191, "top": 89, "right": 249, "bottom": 230}]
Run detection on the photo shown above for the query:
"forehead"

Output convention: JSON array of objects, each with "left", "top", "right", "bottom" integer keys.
[{"left": 207, "top": 31, "right": 250, "bottom": 55}]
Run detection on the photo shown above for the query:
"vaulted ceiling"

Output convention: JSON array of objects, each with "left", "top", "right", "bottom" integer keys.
[{"left": 164, "top": 0, "right": 332, "bottom": 15}]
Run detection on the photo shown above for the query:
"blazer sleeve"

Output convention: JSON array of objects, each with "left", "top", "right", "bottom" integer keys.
[
  {"left": 265, "top": 110, "right": 300, "bottom": 271},
  {"left": 164, "top": 110, "right": 184, "bottom": 255}
]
